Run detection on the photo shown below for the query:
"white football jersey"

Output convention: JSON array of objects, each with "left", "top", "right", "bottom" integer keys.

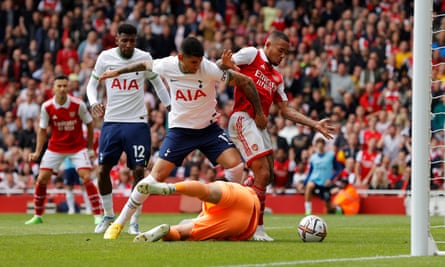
[
  {"left": 152, "top": 56, "right": 229, "bottom": 129},
  {"left": 91, "top": 47, "right": 155, "bottom": 122}
]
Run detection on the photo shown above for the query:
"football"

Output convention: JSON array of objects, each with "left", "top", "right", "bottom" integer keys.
[{"left": 297, "top": 215, "right": 328, "bottom": 242}]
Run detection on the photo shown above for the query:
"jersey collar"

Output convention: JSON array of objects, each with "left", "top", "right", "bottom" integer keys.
[{"left": 52, "top": 95, "right": 71, "bottom": 109}]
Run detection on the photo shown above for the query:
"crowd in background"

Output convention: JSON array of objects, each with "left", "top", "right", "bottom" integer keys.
[{"left": 0, "top": 0, "right": 444, "bottom": 196}]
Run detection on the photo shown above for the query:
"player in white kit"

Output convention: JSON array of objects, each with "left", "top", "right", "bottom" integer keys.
[
  {"left": 98, "top": 36, "right": 267, "bottom": 240},
  {"left": 86, "top": 23, "right": 171, "bottom": 234}
]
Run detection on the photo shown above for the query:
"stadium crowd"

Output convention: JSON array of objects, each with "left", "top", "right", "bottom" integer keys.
[{"left": 0, "top": 0, "right": 444, "bottom": 199}]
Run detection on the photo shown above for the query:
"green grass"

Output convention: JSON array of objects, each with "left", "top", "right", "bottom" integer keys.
[{"left": 1, "top": 213, "right": 444, "bottom": 267}]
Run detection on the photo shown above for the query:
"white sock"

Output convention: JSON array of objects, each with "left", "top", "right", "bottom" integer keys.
[
  {"left": 304, "top": 201, "right": 312, "bottom": 214},
  {"left": 224, "top": 162, "right": 244, "bottom": 183},
  {"left": 130, "top": 205, "right": 142, "bottom": 224},
  {"left": 114, "top": 175, "right": 154, "bottom": 225},
  {"left": 101, "top": 193, "right": 114, "bottom": 217},
  {"left": 66, "top": 190, "right": 75, "bottom": 212}
]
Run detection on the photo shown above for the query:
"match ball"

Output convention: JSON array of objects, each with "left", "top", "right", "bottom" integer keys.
[{"left": 297, "top": 215, "right": 328, "bottom": 242}]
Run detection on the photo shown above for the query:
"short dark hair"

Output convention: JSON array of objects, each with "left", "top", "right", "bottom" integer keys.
[
  {"left": 180, "top": 37, "right": 204, "bottom": 57},
  {"left": 117, "top": 23, "right": 137, "bottom": 35},
  {"left": 54, "top": 74, "right": 69, "bottom": 81},
  {"left": 315, "top": 137, "right": 326, "bottom": 144},
  {"left": 268, "top": 30, "right": 289, "bottom": 43}
]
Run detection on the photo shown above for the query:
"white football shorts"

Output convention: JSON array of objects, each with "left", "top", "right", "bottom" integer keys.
[
  {"left": 39, "top": 148, "right": 92, "bottom": 172},
  {"left": 228, "top": 111, "right": 273, "bottom": 166}
]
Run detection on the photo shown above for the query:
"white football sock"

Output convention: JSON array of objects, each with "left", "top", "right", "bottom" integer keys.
[
  {"left": 101, "top": 193, "right": 114, "bottom": 217},
  {"left": 66, "top": 190, "right": 75, "bottom": 212},
  {"left": 304, "top": 201, "right": 312, "bottom": 214},
  {"left": 114, "top": 175, "right": 155, "bottom": 225}
]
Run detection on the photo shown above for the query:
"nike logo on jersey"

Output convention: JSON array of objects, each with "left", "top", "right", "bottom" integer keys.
[
  {"left": 170, "top": 79, "right": 179, "bottom": 82},
  {"left": 135, "top": 158, "right": 144, "bottom": 162}
]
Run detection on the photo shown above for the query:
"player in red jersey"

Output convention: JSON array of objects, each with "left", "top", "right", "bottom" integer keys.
[
  {"left": 25, "top": 74, "right": 102, "bottom": 225},
  {"left": 218, "top": 31, "right": 335, "bottom": 241}
]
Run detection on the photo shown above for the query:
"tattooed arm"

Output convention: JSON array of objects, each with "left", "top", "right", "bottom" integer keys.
[
  {"left": 99, "top": 61, "right": 153, "bottom": 82},
  {"left": 227, "top": 70, "right": 267, "bottom": 129}
]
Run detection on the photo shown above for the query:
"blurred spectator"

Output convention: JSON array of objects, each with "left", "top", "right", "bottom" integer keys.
[
  {"left": 379, "top": 79, "right": 400, "bottom": 112},
  {"left": 0, "top": 171, "right": 25, "bottom": 195},
  {"left": 329, "top": 177, "right": 360, "bottom": 215},
  {"left": 278, "top": 118, "right": 299, "bottom": 146},
  {"left": 137, "top": 22, "right": 156, "bottom": 55},
  {"left": 17, "top": 118, "right": 36, "bottom": 150},
  {"left": 0, "top": 72, "right": 9, "bottom": 95},
  {"left": 271, "top": 147, "right": 294, "bottom": 194},
  {"left": 432, "top": 95, "right": 445, "bottom": 131},
  {"left": 115, "top": 167, "right": 133, "bottom": 197},
  {"left": 40, "top": 27, "right": 60, "bottom": 63},
  {"left": 360, "top": 116, "right": 382, "bottom": 150},
  {"left": 325, "top": 62, "right": 355, "bottom": 105},
  {"left": 261, "top": 0, "right": 279, "bottom": 32},
  {"left": 153, "top": 23, "right": 177, "bottom": 58},
  {"left": 292, "top": 160, "right": 307, "bottom": 194},
  {"left": 37, "top": 0, "right": 62, "bottom": 17},
  {"left": 394, "top": 40, "right": 412, "bottom": 70},
  {"left": 198, "top": 2, "right": 222, "bottom": 42},
  {"left": 375, "top": 110, "right": 392, "bottom": 134},
  {"left": 26, "top": 39, "right": 43, "bottom": 68},
  {"left": 77, "top": 30, "right": 101, "bottom": 63},
  {"left": 341, "top": 92, "right": 357, "bottom": 118},
  {"left": 56, "top": 38, "right": 79, "bottom": 75},
  {"left": 359, "top": 81, "right": 382, "bottom": 115},
  {"left": 268, "top": 123, "right": 289, "bottom": 152},
  {"left": 337, "top": 157, "right": 357, "bottom": 184},
  {"left": 377, "top": 123, "right": 403, "bottom": 163},
  {"left": 370, "top": 166, "right": 390, "bottom": 190},
  {"left": 6, "top": 48, "right": 30, "bottom": 83},
  {"left": 16, "top": 89, "right": 40, "bottom": 127},
  {"left": 387, "top": 164, "right": 403, "bottom": 189},
  {"left": 290, "top": 124, "right": 312, "bottom": 163},
  {"left": 204, "top": 167, "right": 218, "bottom": 183},
  {"left": 355, "top": 137, "right": 382, "bottom": 188},
  {"left": 185, "top": 163, "right": 207, "bottom": 184},
  {"left": 359, "top": 57, "right": 380, "bottom": 88}
]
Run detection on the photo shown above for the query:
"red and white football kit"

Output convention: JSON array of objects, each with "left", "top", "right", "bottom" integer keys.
[
  {"left": 39, "top": 95, "right": 93, "bottom": 172},
  {"left": 228, "top": 47, "right": 288, "bottom": 166}
]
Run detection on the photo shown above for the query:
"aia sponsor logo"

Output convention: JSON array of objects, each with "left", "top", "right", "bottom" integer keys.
[
  {"left": 175, "top": 89, "right": 207, "bottom": 101},
  {"left": 110, "top": 79, "right": 139, "bottom": 90}
]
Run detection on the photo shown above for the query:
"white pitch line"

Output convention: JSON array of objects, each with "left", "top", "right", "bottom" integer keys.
[{"left": 211, "top": 254, "right": 412, "bottom": 267}]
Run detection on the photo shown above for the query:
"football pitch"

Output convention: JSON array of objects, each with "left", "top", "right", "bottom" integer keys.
[{"left": 1, "top": 213, "right": 444, "bottom": 267}]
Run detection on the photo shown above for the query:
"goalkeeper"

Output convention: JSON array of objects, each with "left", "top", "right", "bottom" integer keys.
[{"left": 133, "top": 180, "right": 260, "bottom": 242}]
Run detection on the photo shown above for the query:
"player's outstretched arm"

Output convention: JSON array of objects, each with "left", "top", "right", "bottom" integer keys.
[
  {"left": 227, "top": 70, "right": 267, "bottom": 129},
  {"left": 99, "top": 61, "right": 153, "bottom": 82},
  {"left": 278, "top": 102, "right": 335, "bottom": 139}
]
